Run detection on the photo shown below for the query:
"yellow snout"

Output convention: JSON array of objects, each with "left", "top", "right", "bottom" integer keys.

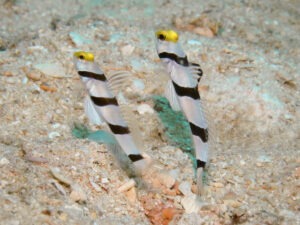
[
  {"left": 74, "top": 51, "right": 94, "bottom": 62},
  {"left": 156, "top": 30, "right": 179, "bottom": 43}
]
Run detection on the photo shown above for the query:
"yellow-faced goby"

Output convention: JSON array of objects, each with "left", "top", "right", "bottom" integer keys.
[
  {"left": 155, "top": 30, "right": 209, "bottom": 194},
  {"left": 73, "top": 51, "right": 150, "bottom": 174}
]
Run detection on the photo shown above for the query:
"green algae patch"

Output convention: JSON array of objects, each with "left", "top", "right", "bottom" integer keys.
[
  {"left": 152, "top": 95, "right": 197, "bottom": 164},
  {"left": 72, "top": 123, "right": 117, "bottom": 145}
]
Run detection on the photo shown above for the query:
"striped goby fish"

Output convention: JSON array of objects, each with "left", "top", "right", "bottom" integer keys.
[
  {"left": 155, "top": 30, "right": 209, "bottom": 193},
  {"left": 73, "top": 51, "right": 150, "bottom": 173}
]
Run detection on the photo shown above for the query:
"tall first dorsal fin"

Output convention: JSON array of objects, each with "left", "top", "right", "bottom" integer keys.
[
  {"left": 118, "top": 103, "right": 144, "bottom": 152},
  {"left": 106, "top": 70, "right": 133, "bottom": 96}
]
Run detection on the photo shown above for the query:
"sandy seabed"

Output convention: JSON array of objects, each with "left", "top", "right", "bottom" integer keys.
[{"left": 0, "top": 0, "right": 299, "bottom": 224}]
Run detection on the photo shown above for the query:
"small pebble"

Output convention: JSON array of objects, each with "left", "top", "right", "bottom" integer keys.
[
  {"left": 125, "top": 187, "right": 137, "bottom": 202},
  {"left": 181, "top": 194, "right": 202, "bottom": 213},
  {"left": 3, "top": 71, "right": 13, "bottom": 77},
  {"left": 121, "top": 44, "right": 135, "bottom": 56},
  {"left": 193, "top": 27, "right": 215, "bottom": 38},
  {"left": 256, "top": 162, "right": 263, "bottom": 167},
  {"left": 118, "top": 179, "right": 136, "bottom": 193},
  {"left": 26, "top": 71, "right": 41, "bottom": 81},
  {"left": 223, "top": 199, "right": 242, "bottom": 208},
  {"left": 223, "top": 191, "right": 238, "bottom": 200},
  {"left": 51, "top": 123, "right": 61, "bottom": 129},
  {"left": 89, "top": 178, "right": 102, "bottom": 192},
  {"left": 0, "top": 157, "right": 10, "bottom": 166},
  {"left": 137, "top": 104, "right": 154, "bottom": 115},
  {"left": 48, "top": 131, "right": 60, "bottom": 139},
  {"left": 132, "top": 79, "right": 145, "bottom": 91},
  {"left": 70, "top": 185, "right": 87, "bottom": 203},
  {"left": 27, "top": 45, "right": 48, "bottom": 54},
  {"left": 211, "top": 182, "right": 224, "bottom": 188},
  {"left": 34, "top": 63, "right": 68, "bottom": 78},
  {"left": 50, "top": 167, "right": 73, "bottom": 186},
  {"left": 157, "top": 172, "right": 176, "bottom": 189},
  {"left": 101, "top": 178, "right": 109, "bottom": 184},
  {"left": 178, "top": 181, "right": 192, "bottom": 196}
]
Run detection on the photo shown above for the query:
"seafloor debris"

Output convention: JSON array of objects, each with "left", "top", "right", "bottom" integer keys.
[
  {"left": 70, "top": 184, "right": 87, "bottom": 203},
  {"left": 117, "top": 179, "right": 136, "bottom": 193},
  {"left": 121, "top": 44, "right": 135, "bottom": 56},
  {"left": 40, "top": 82, "right": 57, "bottom": 92},
  {"left": 137, "top": 103, "right": 154, "bottom": 115},
  {"left": 140, "top": 193, "right": 183, "bottom": 225},
  {"left": 69, "top": 31, "right": 92, "bottom": 47},
  {"left": 173, "top": 14, "right": 221, "bottom": 37},
  {"left": 181, "top": 194, "right": 204, "bottom": 214},
  {"left": 34, "top": 63, "right": 68, "bottom": 78},
  {"left": 25, "top": 71, "right": 42, "bottom": 81},
  {"left": 50, "top": 167, "right": 73, "bottom": 186}
]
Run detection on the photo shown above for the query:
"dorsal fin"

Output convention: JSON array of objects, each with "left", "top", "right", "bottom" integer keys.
[
  {"left": 106, "top": 70, "right": 133, "bottom": 95},
  {"left": 198, "top": 96, "right": 218, "bottom": 170},
  {"left": 118, "top": 103, "right": 144, "bottom": 152},
  {"left": 106, "top": 70, "right": 144, "bottom": 150}
]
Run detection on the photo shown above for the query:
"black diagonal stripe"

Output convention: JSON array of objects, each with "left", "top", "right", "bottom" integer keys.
[
  {"left": 189, "top": 122, "right": 208, "bottom": 142},
  {"left": 197, "top": 159, "right": 206, "bottom": 168},
  {"left": 108, "top": 123, "right": 130, "bottom": 135},
  {"left": 172, "top": 81, "right": 200, "bottom": 100},
  {"left": 158, "top": 52, "right": 189, "bottom": 67},
  {"left": 78, "top": 71, "right": 107, "bottom": 81},
  {"left": 90, "top": 96, "right": 118, "bottom": 106},
  {"left": 128, "top": 154, "right": 144, "bottom": 162}
]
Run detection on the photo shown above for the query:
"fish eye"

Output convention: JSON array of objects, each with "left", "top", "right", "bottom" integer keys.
[
  {"left": 158, "top": 34, "right": 166, "bottom": 40},
  {"left": 79, "top": 55, "right": 84, "bottom": 60}
]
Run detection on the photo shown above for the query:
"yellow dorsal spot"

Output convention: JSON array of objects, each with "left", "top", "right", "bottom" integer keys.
[
  {"left": 74, "top": 51, "right": 94, "bottom": 62},
  {"left": 156, "top": 30, "right": 179, "bottom": 43}
]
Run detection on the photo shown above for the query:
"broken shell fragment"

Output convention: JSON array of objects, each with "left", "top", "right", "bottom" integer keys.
[{"left": 117, "top": 179, "right": 136, "bottom": 193}]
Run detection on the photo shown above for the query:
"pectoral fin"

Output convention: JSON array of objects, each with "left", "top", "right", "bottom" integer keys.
[
  {"left": 84, "top": 95, "right": 104, "bottom": 125},
  {"left": 189, "top": 62, "right": 203, "bottom": 82},
  {"left": 164, "top": 79, "right": 181, "bottom": 111}
]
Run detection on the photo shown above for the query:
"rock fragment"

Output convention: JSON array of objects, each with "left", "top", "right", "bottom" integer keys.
[{"left": 34, "top": 63, "right": 68, "bottom": 78}]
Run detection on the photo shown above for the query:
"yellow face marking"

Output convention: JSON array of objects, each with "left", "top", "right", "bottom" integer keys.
[
  {"left": 156, "top": 30, "right": 179, "bottom": 43},
  {"left": 74, "top": 51, "right": 94, "bottom": 62}
]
